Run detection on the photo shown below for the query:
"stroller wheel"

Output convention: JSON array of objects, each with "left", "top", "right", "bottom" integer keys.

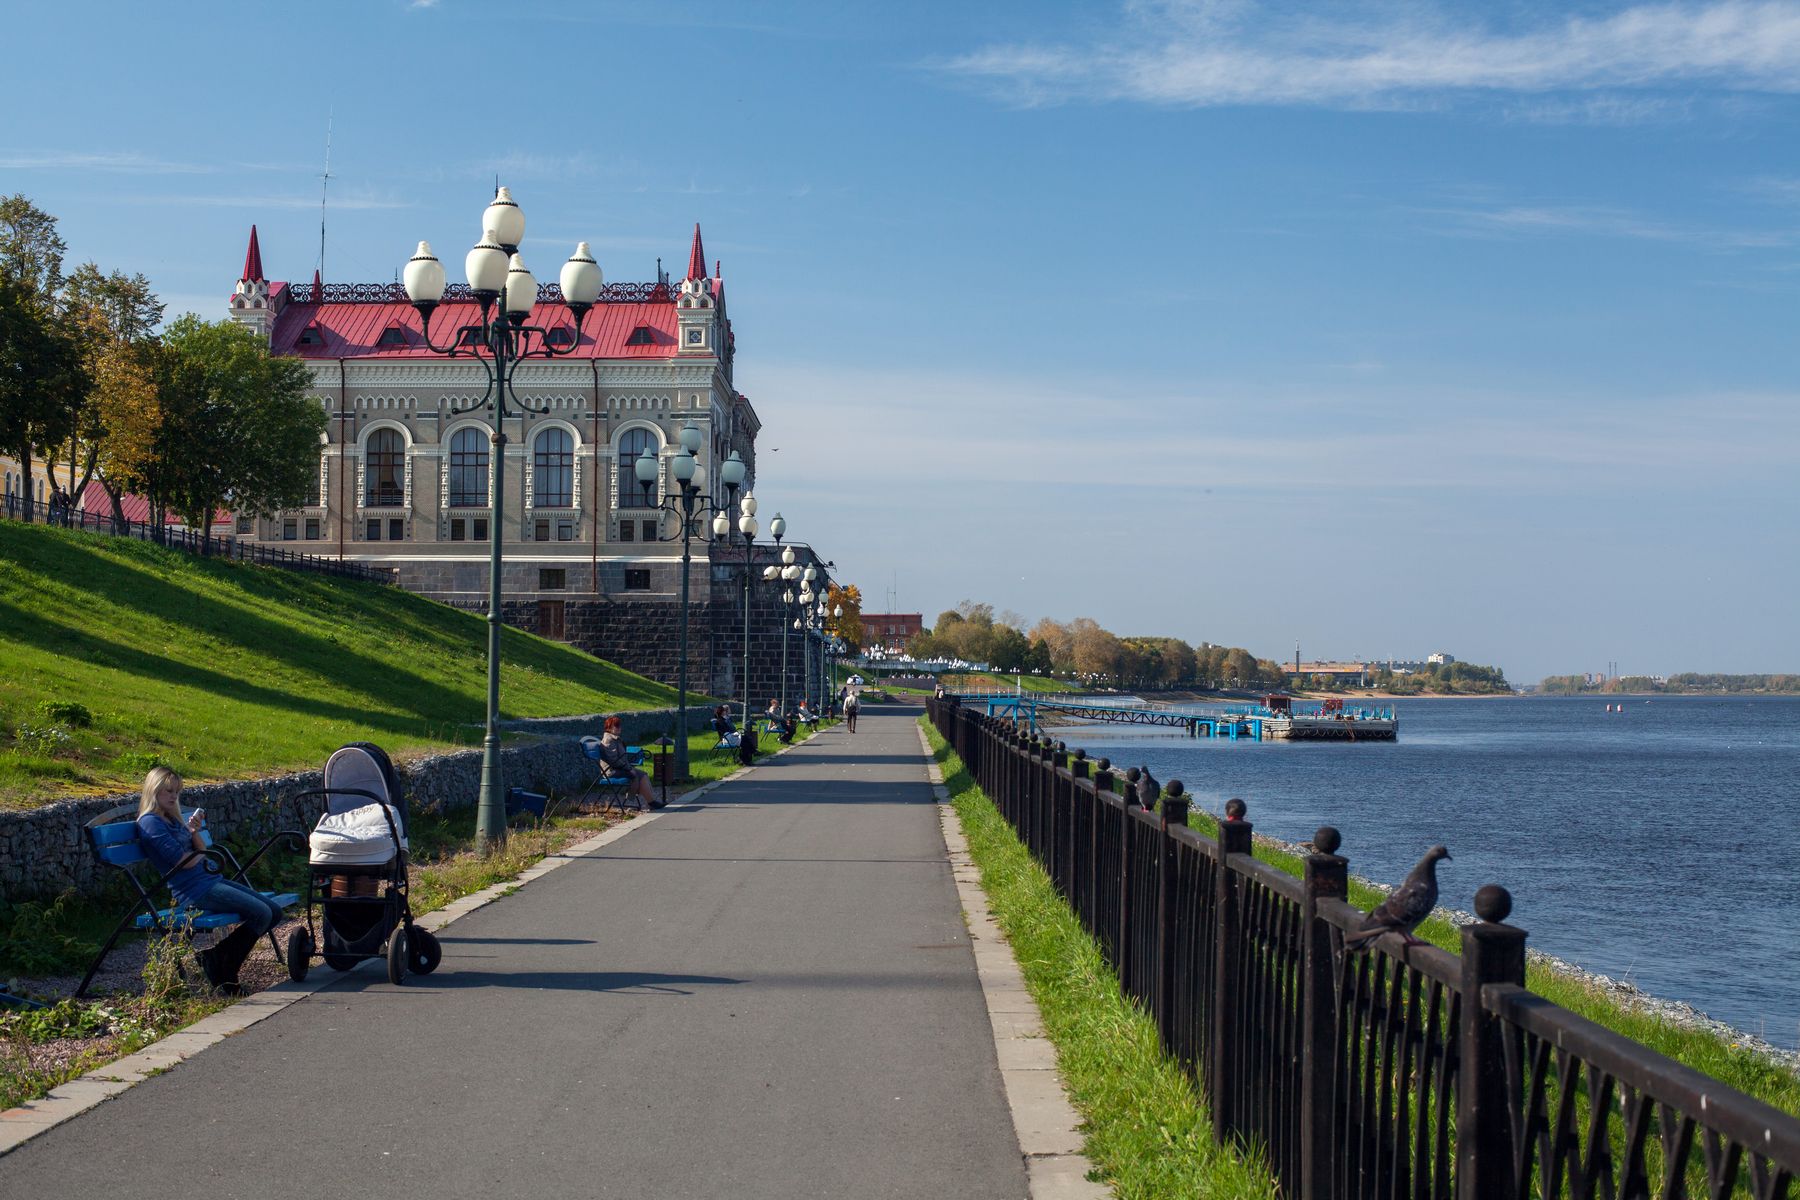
[
  {"left": 285, "top": 928, "right": 313, "bottom": 983},
  {"left": 409, "top": 928, "right": 443, "bottom": 975},
  {"left": 385, "top": 927, "right": 409, "bottom": 986}
]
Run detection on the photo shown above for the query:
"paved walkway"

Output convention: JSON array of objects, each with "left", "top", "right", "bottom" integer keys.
[{"left": 0, "top": 707, "right": 1033, "bottom": 1199}]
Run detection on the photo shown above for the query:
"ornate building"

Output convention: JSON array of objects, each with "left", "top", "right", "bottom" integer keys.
[{"left": 227, "top": 223, "right": 830, "bottom": 705}]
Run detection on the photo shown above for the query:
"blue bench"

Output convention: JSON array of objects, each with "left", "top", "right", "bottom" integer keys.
[
  {"left": 575, "top": 739, "right": 648, "bottom": 813},
  {"left": 77, "top": 804, "right": 303, "bottom": 998}
]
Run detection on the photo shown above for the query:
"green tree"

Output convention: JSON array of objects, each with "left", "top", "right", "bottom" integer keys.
[
  {"left": 153, "top": 316, "right": 323, "bottom": 547},
  {"left": 0, "top": 194, "right": 66, "bottom": 299},
  {"left": 60, "top": 264, "right": 165, "bottom": 516},
  {"left": 0, "top": 278, "right": 85, "bottom": 522}
]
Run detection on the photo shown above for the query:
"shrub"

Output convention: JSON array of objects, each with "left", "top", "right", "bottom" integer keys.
[{"left": 36, "top": 700, "right": 93, "bottom": 728}]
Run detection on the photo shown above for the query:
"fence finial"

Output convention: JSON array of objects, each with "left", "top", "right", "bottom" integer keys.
[{"left": 1474, "top": 884, "right": 1512, "bottom": 924}]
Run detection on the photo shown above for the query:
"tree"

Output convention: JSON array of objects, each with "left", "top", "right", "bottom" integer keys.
[
  {"left": 0, "top": 194, "right": 66, "bottom": 300},
  {"left": 826, "top": 582, "right": 863, "bottom": 652},
  {"left": 153, "top": 316, "right": 324, "bottom": 546},
  {"left": 0, "top": 277, "right": 85, "bottom": 522},
  {"left": 60, "top": 264, "right": 165, "bottom": 518}
]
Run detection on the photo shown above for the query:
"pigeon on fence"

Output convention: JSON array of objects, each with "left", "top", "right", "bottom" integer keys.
[{"left": 1342, "top": 845, "right": 1451, "bottom": 949}]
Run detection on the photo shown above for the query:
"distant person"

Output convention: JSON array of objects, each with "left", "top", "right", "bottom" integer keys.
[
  {"left": 598, "top": 716, "right": 660, "bottom": 810},
  {"left": 844, "top": 688, "right": 860, "bottom": 733},
  {"left": 777, "top": 710, "right": 797, "bottom": 744},
  {"left": 796, "top": 699, "right": 814, "bottom": 727},
  {"left": 764, "top": 698, "right": 780, "bottom": 728},
  {"left": 711, "top": 704, "right": 740, "bottom": 748},
  {"left": 136, "top": 767, "right": 281, "bottom": 994}
]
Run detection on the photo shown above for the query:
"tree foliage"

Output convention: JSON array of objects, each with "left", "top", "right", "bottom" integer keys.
[{"left": 826, "top": 582, "right": 864, "bottom": 651}]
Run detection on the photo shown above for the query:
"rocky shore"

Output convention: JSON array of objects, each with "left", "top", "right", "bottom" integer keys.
[{"left": 1248, "top": 828, "right": 1800, "bottom": 1077}]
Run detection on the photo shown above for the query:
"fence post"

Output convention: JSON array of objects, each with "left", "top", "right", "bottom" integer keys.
[
  {"left": 1301, "top": 825, "right": 1348, "bottom": 1200},
  {"left": 1116, "top": 767, "right": 1142, "bottom": 985},
  {"left": 1210, "top": 796, "right": 1252, "bottom": 1141},
  {"left": 1456, "top": 885, "right": 1526, "bottom": 1200},
  {"left": 1157, "top": 779, "right": 1189, "bottom": 1048}
]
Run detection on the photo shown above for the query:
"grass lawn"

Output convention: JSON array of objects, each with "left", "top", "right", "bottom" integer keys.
[
  {"left": 941, "top": 671, "right": 1084, "bottom": 694},
  {"left": 0, "top": 522, "right": 675, "bottom": 808}
]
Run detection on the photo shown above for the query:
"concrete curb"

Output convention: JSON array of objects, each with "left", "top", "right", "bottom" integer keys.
[
  {"left": 0, "top": 764, "right": 764, "bottom": 1158},
  {"left": 916, "top": 724, "right": 1111, "bottom": 1200}
]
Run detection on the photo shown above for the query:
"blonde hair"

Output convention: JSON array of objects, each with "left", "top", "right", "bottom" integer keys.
[{"left": 138, "top": 766, "right": 183, "bottom": 819}]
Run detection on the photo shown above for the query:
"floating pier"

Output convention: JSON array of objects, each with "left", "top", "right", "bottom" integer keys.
[{"left": 946, "top": 691, "right": 1397, "bottom": 742}]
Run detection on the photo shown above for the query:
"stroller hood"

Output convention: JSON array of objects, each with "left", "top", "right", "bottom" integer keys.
[{"left": 322, "top": 742, "right": 405, "bottom": 818}]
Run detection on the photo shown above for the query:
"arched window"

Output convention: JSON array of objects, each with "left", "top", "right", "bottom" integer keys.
[
  {"left": 617, "top": 428, "right": 656, "bottom": 508},
  {"left": 366, "top": 429, "right": 405, "bottom": 507},
  {"left": 448, "top": 427, "right": 489, "bottom": 508},
  {"left": 534, "top": 427, "right": 573, "bottom": 508}
]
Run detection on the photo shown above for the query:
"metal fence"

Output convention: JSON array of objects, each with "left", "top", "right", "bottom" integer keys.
[
  {"left": 1, "top": 495, "right": 394, "bottom": 586},
  {"left": 927, "top": 696, "right": 1800, "bottom": 1200}
]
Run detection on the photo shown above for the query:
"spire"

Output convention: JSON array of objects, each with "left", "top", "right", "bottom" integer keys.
[
  {"left": 312, "top": 268, "right": 323, "bottom": 299},
  {"left": 686, "top": 223, "right": 707, "bottom": 281},
  {"left": 241, "top": 225, "right": 264, "bottom": 283}
]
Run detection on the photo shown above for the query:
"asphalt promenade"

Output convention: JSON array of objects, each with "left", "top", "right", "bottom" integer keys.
[{"left": 0, "top": 705, "right": 1034, "bottom": 1199}]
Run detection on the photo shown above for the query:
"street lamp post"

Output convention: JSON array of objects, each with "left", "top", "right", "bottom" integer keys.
[
  {"left": 402, "top": 187, "right": 603, "bottom": 853},
  {"left": 634, "top": 428, "right": 745, "bottom": 781},
  {"left": 711, "top": 494, "right": 759, "bottom": 747}
]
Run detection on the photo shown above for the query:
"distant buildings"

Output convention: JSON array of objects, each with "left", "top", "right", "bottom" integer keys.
[
  {"left": 1285, "top": 651, "right": 1461, "bottom": 685},
  {"left": 860, "top": 613, "right": 924, "bottom": 654}
]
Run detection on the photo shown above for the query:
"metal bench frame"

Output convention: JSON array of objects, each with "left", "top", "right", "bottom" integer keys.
[
  {"left": 77, "top": 803, "right": 304, "bottom": 998},
  {"left": 574, "top": 739, "right": 648, "bottom": 814}
]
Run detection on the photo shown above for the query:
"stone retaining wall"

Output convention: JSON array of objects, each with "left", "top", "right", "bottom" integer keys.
[{"left": 0, "top": 705, "right": 709, "bottom": 902}]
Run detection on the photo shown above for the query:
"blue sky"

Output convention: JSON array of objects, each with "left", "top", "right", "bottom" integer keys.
[{"left": 8, "top": 1, "right": 1799, "bottom": 682}]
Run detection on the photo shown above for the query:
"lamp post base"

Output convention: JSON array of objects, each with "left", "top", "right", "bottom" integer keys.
[{"left": 474, "top": 732, "right": 507, "bottom": 853}]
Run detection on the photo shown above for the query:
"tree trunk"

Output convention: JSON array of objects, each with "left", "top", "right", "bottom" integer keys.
[
  {"left": 101, "top": 477, "right": 126, "bottom": 533},
  {"left": 201, "top": 510, "right": 213, "bottom": 556},
  {"left": 17, "top": 443, "right": 33, "bottom": 522}
]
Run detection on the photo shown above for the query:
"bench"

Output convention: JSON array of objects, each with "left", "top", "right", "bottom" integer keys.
[{"left": 78, "top": 804, "right": 303, "bottom": 998}]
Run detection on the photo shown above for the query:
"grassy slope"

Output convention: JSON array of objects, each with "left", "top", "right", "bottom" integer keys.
[{"left": 0, "top": 522, "right": 675, "bottom": 807}]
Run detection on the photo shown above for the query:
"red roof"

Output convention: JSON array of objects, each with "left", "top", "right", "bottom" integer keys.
[
  {"left": 268, "top": 297, "right": 682, "bottom": 360},
  {"left": 241, "top": 226, "right": 263, "bottom": 283},
  {"left": 77, "top": 483, "right": 229, "bottom": 526}
]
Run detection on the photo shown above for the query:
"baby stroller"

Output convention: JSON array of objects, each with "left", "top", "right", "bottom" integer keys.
[{"left": 284, "top": 742, "right": 441, "bottom": 985}]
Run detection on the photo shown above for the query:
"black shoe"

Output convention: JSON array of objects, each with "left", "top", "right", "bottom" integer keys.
[{"left": 649, "top": 797, "right": 667, "bottom": 809}]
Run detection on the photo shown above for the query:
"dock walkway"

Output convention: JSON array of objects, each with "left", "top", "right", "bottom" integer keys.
[{"left": 0, "top": 708, "right": 1038, "bottom": 1198}]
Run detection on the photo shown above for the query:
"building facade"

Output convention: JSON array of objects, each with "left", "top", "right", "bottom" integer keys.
[{"left": 226, "top": 223, "right": 830, "bottom": 704}]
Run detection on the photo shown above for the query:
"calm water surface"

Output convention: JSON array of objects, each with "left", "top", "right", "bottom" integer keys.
[{"left": 1052, "top": 695, "right": 1800, "bottom": 1049}]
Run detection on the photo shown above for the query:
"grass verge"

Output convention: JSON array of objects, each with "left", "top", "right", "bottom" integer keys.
[{"left": 922, "top": 721, "right": 1277, "bottom": 1200}]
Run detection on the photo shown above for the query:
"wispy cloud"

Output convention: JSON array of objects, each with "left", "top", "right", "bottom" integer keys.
[
  {"left": 1411, "top": 196, "right": 1799, "bottom": 249},
  {"left": 118, "top": 189, "right": 413, "bottom": 211},
  {"left": 938, "top": 1, "right": 1800, "bottom": 115},
  {"left": 0, "top": 149, "right": 216, "bottom": 174}
]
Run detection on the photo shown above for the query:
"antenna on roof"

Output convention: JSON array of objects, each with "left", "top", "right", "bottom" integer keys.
[{"left": 318, "top": 107, "right": 334, "bottom": 285}]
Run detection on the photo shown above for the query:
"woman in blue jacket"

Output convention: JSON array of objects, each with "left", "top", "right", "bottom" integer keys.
[{"left": 136, "top": 767, "right": 281, "bottom": 993}]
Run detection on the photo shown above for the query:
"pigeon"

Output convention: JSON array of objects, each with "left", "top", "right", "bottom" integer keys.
[{"left": 1342, "top": 845, "right": 1450, "bottom": 948}]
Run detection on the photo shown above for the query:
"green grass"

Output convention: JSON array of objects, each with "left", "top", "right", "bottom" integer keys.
[
  {"left": 942, "top": 671, "right": 1085, "bottom": 694},
  {"left": 0, "top": 522, "right": 676, "bottom": 808},
  {"left": 923, "top": 722, "right": 1277, "bottom": 1199}
]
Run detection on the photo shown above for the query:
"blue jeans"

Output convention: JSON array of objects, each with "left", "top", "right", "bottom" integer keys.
[{"left": 194, "top": 877, "right": 282, "bottom": 938}]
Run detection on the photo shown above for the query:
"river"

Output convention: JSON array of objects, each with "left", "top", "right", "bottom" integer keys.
[{"left": 1049, "top": 694, "right": 1800, "bottom": 1050}]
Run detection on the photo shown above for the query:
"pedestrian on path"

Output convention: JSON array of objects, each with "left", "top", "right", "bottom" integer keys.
[{"left": 844, "top": 688, "right": 859, "bottom": 733}]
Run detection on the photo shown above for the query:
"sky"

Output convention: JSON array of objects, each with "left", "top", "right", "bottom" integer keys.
[{"left": 6, "top": 0, "right": 1799, "bottom": 683}]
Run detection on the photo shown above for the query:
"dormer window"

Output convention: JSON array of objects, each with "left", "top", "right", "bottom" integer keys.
[
  {"left": 298, "top": 323, "right": 325, "bottom": 347},
  {"left": 545, "top": 327, "right": 575, "bottom": 348},
  {"left": 625, "top": 326, "right": 656, "bottom": 346},
  {"left": 377, "top": 325, "right": 408, "bottom": 347}
]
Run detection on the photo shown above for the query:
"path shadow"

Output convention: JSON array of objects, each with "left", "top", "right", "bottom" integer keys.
[{"left": 321, "top": 968, "right": 745, "bottom": 995}]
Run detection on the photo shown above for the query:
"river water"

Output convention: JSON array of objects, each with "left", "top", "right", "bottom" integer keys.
[{"left": 1049, "top": 694, "right": 1800, "bottom": 1050}]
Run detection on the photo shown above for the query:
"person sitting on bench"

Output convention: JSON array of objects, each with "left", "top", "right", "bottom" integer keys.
[
  {"left": 598, "top": 716, "right": 661, "bottom": 810},
  {"left": 136, "top": 767, "right": 282, "bottom": 994},
  {"left": 711, "top": 704, "right": 741, "bottom": 748}
]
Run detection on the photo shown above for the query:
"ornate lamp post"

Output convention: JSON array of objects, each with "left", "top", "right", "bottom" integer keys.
[
  {"left": 634, "top": 427, "right": 745, "bottom": 781},
  {"left": 711, "top": 493, "right": 760, "bottom": 744},
  {"left": 402, "top": 187, "right": 604, "bottom": 853}
]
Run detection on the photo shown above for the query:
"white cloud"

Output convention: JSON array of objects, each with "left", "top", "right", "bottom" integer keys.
[
  {"left": 0, "top": 150, "right": 215, "bottom": 174},
  {"left": 117, "top": 189, "right": 413, "bottom": 212},
  {"left": 938, "top": 1, "right": 1800, "bottom": 114}
]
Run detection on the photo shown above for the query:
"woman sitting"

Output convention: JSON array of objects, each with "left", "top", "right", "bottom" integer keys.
[
  {"left": 711, "top": 704, "right": 741, "bottom": 748},
  {"left": 135, "top": 767, "right": 282, "bottom": 995},
  {"left": 598, "top": 716, "right": 661, "bottom": 810}
]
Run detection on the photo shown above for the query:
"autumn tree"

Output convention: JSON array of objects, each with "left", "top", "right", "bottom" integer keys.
[
  {"left": 826, "top": 582, "right": 864, "bottom": 652},
  {"left": 60, "top": 264, "right": 165, "bottom": 519}
]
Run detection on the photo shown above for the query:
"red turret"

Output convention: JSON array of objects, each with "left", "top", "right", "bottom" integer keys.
[
  {"left": 241, "top": 225, "right": 264, "bottom": 283},
  {"left": 312, "top": 268, "right": 322, "bottom": 298},
  {"left": 686, "top": 223, "right": 707, "bottom": 281}
]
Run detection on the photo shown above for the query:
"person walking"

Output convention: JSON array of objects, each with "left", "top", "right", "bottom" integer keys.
[{"left": 843, "top": 688, "right": 860, "bottom": 734}]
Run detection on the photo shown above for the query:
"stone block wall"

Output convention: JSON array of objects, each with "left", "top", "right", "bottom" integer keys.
[{"left": 0, "top": 708, "right": 699, "bottom": 902}]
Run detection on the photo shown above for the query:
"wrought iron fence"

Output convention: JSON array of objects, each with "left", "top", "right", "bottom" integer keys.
[
  {"left": 926, "top": 696, "right": 1800, "bottom": 1200},
  {"left": 1, "top": 495, "right": 395, "bottom": 586},
  {"left": 284, "top": 279, "right": 679, "bottom": 305}
]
